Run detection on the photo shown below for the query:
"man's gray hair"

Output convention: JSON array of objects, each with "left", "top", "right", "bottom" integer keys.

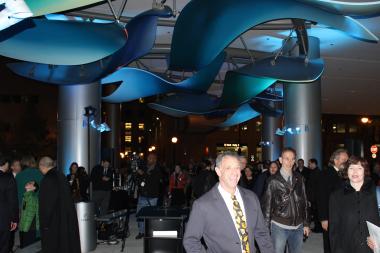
[
  {"left": 328, "top": 148, "right": 348, "bottom": 167},
  {"left": 39, "top": 156, "right": 55, "bottom": 168},
  {"left": 215, "top": 151, "right": 240, "bottom": 168}
]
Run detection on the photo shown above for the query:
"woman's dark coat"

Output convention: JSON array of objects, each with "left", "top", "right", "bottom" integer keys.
[{"left": 329, "top": 179, "right": 380, "bottom": 253}]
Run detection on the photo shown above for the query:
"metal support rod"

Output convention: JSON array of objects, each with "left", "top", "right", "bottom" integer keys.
[
  {"left": 172, "top": 0, "right": 177, "bottom": 17},
  {"left": 67, "top": 11, "right": 312, "bottom": 30},
  {"left": 106, "top": 0, "right": 119, "bottom": 22},
  {"left": 117, "top": 0, "right": 128, "bottom": 20},
  {"left": 272, "top": 28, "right": 294, "bottom": 65},
  {"left": 137, "top": 60, "right": 150, "bottom": 71},
  {"left": 239, "top": 36, "right": 255, "bottom": 63}
]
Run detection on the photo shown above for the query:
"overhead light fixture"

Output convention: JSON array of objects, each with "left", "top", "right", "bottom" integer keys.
[{"left": 361, "top": 117, "right": 369, "bottom": 124}]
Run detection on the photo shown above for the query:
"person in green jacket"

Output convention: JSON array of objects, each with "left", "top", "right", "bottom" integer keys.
[
  {"left": 19, "top": 181, "right": 39, "bottom": 248},
  {"left": 15, "top": 155, "right": 43, "bottom": 206}
]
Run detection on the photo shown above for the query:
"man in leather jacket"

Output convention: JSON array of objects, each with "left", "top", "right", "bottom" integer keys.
[{"left": 262, "top": 147, "right": 310, "bottom": 253}]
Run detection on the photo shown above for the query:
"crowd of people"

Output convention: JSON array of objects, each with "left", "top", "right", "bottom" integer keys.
[{"left": 1, "top": 147, "right": 380, "bottom": 253}]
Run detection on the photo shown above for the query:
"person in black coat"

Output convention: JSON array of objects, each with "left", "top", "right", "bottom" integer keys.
[
  {"left": 329, "top": 156, "right": 380, "bottom": 253},
  {"left": 39, "top": 156, "right": 81, "bottom": 253},
  {"left": 307, "top": 158, "right": 322, "bottom": 233},
  {"left": 91, "top": 158, "right": 113, "bottom": 215},
  {"left": 317, "top": 149, "right": 349, "bottom": 253},
  {"left": 252, "top": 161, "right": 279, "bottom": 199},
  {"left": 0, "top": 156, "right": 18, "bottom": 253}
]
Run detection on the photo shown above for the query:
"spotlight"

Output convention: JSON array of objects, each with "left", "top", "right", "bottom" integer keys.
[{"left": 361, "top": 117, "right": 369, "bottom": 124}]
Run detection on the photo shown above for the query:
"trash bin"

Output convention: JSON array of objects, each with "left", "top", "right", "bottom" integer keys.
[{"left": 76, "top": 202, "right": 97, "bottom": 252}]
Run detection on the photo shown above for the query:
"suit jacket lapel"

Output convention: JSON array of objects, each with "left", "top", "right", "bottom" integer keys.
[{"left": 211, "top": 184, "right": 241, "bottom": 242}]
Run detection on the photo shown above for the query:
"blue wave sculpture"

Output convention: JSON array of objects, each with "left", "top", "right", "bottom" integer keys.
[
  {"left": 169, "top": 0, "right": 378, "bottom": 70},
  {"left": 102, "top": 52, "right": 225, "bottom": 103},
  {"left": 219, "top": 103, "right": 261, "bottom": 128},
  {"left": 296, "top": 0, "right": 380, "bottom": 17},
  {"left": 148, "top": 71, "right": 276, "bottom": 116},
  {"left": 236, "top": 56, "right": 324, "bottom": 83},
  {"left": 219, "top": 72, "right": 277, "bottom": 108},
  {"left": 7, "top": 6, "right": 173, "bottom": 84},
  {"left": 148, "top": 93, "right": 222, "bottom": 117},
  {"left": 0, "top": 19, "right": 127, "bottom": 65}
]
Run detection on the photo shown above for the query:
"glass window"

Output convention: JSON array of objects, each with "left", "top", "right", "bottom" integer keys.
[
  {"left": 337, "top": 123, "right": 345, "bottom": 133},
  {"left": 349, "top": 125, "right": 358, "bottom": 133},
  {"left": 125, "top": 122, "right": 132, "bottom": 130}
]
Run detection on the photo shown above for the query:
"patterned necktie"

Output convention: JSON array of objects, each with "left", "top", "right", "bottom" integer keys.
[{"left": 231, "top": 194, "right": 250, "bottom": 253}]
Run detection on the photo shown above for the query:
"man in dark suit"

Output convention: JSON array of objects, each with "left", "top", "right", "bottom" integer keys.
[
  {"left": 295, "top": 158, "right": 310, "bottom": 182},
  {"left": 0, "top": 155, "right": 18, "bottom": 253},
  {"left": 183, "top": 152, "right": 274, "bottom": 253},
  {"left": 91, "top": 158, "right": 113, "bottom": 215},
  {"left": 317, "top": 149, "right": 348, "bottom": 253},
  {"left": 39, "top": 156, "right": 81, "bottom": 253}
]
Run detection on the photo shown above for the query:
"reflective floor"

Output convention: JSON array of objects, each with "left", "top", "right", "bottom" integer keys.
[
  {"left": 16, "top": 214, "right": 323, "bottom": 253},
  {"left": 93, "top": 214, "right": 323, "bottom": 253}
]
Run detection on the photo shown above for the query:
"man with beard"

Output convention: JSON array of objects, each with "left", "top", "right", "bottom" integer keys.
[{"left": 317, "top": 149, "right": 349, "bottom": 253}]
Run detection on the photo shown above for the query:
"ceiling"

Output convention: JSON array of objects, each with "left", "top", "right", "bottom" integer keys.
[{"left": 24, "top": 0, "right": 380, "bottom": 115}]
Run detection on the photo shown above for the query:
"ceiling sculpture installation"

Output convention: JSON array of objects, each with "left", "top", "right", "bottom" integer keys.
[{"left": 1, "top": 0, "right": 380, "bottom": 127}]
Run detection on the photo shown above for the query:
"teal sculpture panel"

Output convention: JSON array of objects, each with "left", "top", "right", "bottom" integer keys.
[
  {"left": 0, "top": 19, "right": 127, "bottom": 65},
  {"left": 7, "top": 6, "right": 173, "bottom": 84},
  {"left": 236, "top": 56, "right": 324, "bottom": 83},
  {"left": 102, "top": 52, "right": 225, "bottom": 103},
  {"left": 219, "top": 72, "right": 276, "bottom": 108},
  {"left": 25, "top": 0, "right": 105, "bottom": 17},
  {"left": 296, "top": 0, "right": 380, "bottom": 17},
  {"left": 219, "top": 103, "right": 260, "bottom": 128},
  {"left": 170, "top": 0, "right": 378, "bottom": 70},
  {"left": 148, "top": 71, "right": 276, "bottom": 117},
  {"left": 148, "top": 94, "right": 221, "bottom": 117}
]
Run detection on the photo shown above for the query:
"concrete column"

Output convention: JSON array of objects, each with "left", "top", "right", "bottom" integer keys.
[
  {"left": 262, "top": 111, "right": 281, "bottom": 161},
  {"left": 283, "top": 37, "right": 322, "bottom": 165},
  {"left": 57, "top": 83, "right": 101, "bottom": 175},
  {"left": 102, "top": 103, "right": 121, "bottom": 170}
]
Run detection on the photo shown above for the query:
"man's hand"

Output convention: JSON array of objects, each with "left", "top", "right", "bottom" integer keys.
[
  {"left": 102, "top": 176, "right": 110, "bottom": 181},
  {"left": 10, "top": 222, "right": 17, "bottom": 231},
  {"left": 367, "top": 236, "right": 377, "bottom": 251},
  {"left": 321, "top": 220, "right": 328, "bottom": 231},
  {"left": 304, "top": 226, "right": 311, "bottom": 237}
]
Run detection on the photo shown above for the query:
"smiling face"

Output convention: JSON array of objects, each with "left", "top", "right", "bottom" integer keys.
[
  {"left": 216, "top": 155, "right": 241, "bottom": 194},
  {"left": 348, "top": 163, "right": 365, "bottom": 185}
]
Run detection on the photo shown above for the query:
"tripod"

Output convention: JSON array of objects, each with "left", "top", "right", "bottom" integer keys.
[{"left": 120, "top": 209, "right": 130, "bottom": 252}]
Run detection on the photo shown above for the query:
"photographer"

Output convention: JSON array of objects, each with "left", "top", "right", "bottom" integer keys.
[{"left": 135, "top": 153, "right": 162, "bottom": 239}]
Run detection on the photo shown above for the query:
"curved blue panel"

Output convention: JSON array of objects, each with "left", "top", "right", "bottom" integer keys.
[
  {"left": 296, "top": 0, "right": 380, "bottom": 18},
  {"left": 102, "top": 52, "right": 225, "bottom": 103},
  {"left": 148, "top": 94, "right": 221, "bottom": 117},
  {"left": 7, "top": 6, "right": 173, "bottom": 84},
  {"left": 219, "top": 104, "right": 260, "bottom": 128},
  {"left": 170, "top": 0, "right": 378, "bottom": 70},
  {"left": 219, "top": 71, "right": 276, "bottom": 108},
  {"left": 0, "top": 19, "right": 127, "bottom": 65},
  {"left": 236, "top": 56, "right": 324, "bottom": 83}
]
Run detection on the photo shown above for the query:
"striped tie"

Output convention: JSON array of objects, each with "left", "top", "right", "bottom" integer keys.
[{"left": 231, "top": 194, "right": 250, "bottom": 253}]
